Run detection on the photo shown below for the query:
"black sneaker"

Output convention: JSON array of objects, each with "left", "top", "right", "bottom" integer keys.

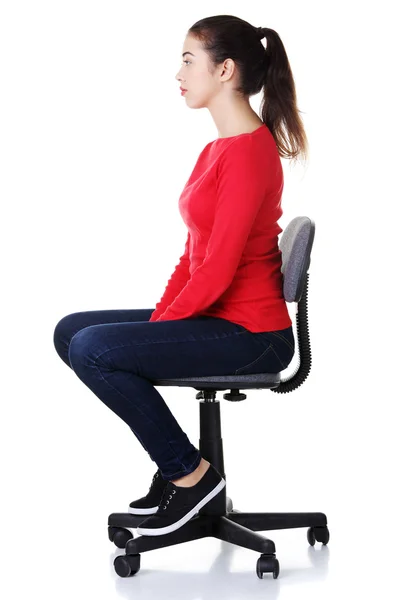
[
  {"left": 128, "top": 468, "right": 168, "bottom": 515},
  {"left": 136, "top": 463, "right": 226, "bottom": 536}
]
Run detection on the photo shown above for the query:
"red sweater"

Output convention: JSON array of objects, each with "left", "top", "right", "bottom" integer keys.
[{"left": 149, "top": 124, "right": 292, "bottom": 333}]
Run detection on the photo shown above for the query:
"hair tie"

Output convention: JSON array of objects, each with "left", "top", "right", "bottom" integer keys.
[{"left": 256, "top": 27, "right": 265, "bottom": 40}]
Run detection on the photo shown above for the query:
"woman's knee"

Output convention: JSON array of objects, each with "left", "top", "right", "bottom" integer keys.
[
  {"left": 67, "top": 326, "right": 104, "bottom": 372},
  {"left": 53, "top": 312, "right": 83, "bottom": 367}
]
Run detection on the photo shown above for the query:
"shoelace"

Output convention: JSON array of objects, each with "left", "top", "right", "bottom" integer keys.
[
  {"left": 160, "top": 486, "right": 176, "bottom": 510},
  {"left": 148, "top": 470, "right": 161, "bottom": 492}
]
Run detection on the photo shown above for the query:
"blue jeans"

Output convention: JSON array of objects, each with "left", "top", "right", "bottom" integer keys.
[{"left": 53, "top": 309, "right": 295, "bottom": 481}]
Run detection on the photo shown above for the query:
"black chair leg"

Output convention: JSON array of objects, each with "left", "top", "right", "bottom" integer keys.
[
  {"left": 109, "top": 504, "right": 329, "bottom": 580},
  {"left": 213, "top": 516, "right": 275, "bottom": 554}
]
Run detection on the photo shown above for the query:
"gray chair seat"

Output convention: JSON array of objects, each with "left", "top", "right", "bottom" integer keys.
[{"left": 152, "top": 371, "right": 281, "bottom": 390}]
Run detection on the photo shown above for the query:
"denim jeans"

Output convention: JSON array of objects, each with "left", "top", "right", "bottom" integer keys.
[{"left": 53, "top": 308, "right": 295, "bottom": 481}]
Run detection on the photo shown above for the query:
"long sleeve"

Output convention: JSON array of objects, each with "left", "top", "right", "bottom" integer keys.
[
  {"left": 149, "top": 232, "right": 191, "bottom": 321},
  {"left": 155, "top": 138, "right": 269, "bottom": 322}
]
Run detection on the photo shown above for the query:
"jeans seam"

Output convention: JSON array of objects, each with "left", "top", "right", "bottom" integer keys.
[
  {"left": 270, "top": 345, "right": 287, "bottom": 369},
  {"left": 269, "top": 331, "right": 295, "bottom": 353},
  {"left": 90, "top": 328, "right": 247, "bottom": 363},
  {"left": 234, "top": 344, "right": 273, "bottom": 375}
]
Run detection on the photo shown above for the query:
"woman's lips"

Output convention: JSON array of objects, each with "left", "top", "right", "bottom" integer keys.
[{"left": 180, "top": 89, "right": 187, "bottom": 95}]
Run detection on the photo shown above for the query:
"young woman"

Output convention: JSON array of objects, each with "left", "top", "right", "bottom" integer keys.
[{"left": 53, "top": 15, "right": 308, "bottom": 537}]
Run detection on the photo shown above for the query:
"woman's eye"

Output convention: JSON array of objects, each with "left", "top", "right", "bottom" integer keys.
[{"left": 183, "top": 60, "right": 190, "bottom": 65}]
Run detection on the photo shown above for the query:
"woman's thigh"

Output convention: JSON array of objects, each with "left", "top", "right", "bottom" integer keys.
[
  {"left": 66, "top": 315, "right": 295, "bottom": 379},
  {"left": 53, "top": 308, "right": 154, "bottom": 368}
]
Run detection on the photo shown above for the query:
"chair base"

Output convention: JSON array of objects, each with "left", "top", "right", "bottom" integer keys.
[
  {"left": 109, "top": 395, "right": 329, "bottom": 579},
  {"left": 109, "top": 498, "right": 328, "bottom": 579}
]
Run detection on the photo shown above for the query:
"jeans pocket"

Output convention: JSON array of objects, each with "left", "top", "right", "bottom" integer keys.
[{"left": 234, "top": 344, "right": 284, "bottom": 375}]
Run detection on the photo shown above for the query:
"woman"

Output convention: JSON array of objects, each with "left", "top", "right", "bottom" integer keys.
[{"left": 53, "top": 15, "right": 307, "bottom": 537}]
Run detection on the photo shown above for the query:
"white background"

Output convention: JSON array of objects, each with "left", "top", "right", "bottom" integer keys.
[{"left": 1, "top": 0, "right": 399, "bottom": 597}]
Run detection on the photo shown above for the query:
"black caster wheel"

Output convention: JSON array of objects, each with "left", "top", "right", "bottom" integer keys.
[
  {"left": 114, "top": 553, "right": 141, "bottom": 577},
  {"left": 108, "top": 526, "right": 133, "bottom": 549},
  {"left": 307, "top": 526, "right": 330, "bottom": 546},
  {"left": 256, "top": 554, "right": 280, "bottom": 579}
]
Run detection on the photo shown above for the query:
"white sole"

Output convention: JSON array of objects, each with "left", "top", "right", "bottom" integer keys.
[
  {"left": 136, "top": 477, "right": 226, "bottom": 536},
  {"left": 128, "top": 505, "right": 159, "bottom": 515}
]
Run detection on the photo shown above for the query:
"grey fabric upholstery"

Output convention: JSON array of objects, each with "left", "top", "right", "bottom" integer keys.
[
  {"left": 280, "top": 216, "right": 315, "bottom": 303},
  {"left": 152, "top": 372, "right": 281, "bottom": 390}
]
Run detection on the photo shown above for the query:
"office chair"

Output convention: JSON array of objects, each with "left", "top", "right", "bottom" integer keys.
[{"left": 109, "top": 215, "right": 329, "bottom": 580}]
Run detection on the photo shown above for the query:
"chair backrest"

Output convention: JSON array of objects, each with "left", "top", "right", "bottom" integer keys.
[{"left": 279, "top": 216, "right": 315, "bottom": 303}]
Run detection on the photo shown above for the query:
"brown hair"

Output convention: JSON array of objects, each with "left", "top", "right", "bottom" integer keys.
[{"left": 188, "top": 15, "right": 309, "bottom": 165}]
